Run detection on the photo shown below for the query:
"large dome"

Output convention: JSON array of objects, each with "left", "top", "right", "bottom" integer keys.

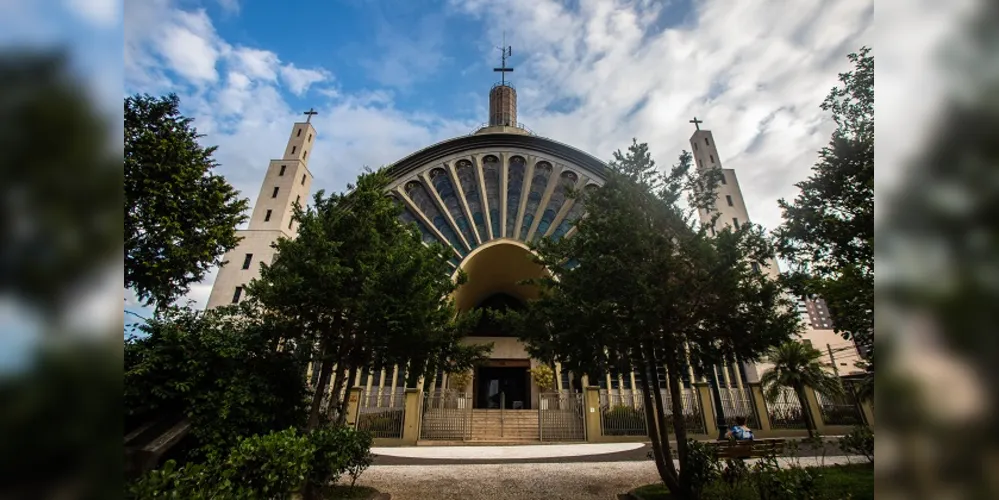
[{"left": 384, "top": 132, "right": 608, "bottom": 269}]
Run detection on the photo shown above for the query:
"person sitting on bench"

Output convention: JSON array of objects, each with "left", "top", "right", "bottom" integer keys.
[{"left": 725, "top": 416, "right": 754, "bottom": 441}]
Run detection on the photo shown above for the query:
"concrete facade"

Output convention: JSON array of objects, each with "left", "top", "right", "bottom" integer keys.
[{"left": 206, "top": 121, "right": 315, "bottom": 309}]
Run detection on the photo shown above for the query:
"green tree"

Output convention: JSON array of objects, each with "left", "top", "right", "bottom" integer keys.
[
  {"left": 775, "top": 47, "right": 874, "bottom": 353},
  {"left": 759, "top": 341, "right": 844, "bottom": 438},
  {"left": 509, "top": 140, "right": 799, "bottom": 499},
  {"left": 248, "top": 168, "right": 489, "bottom": 429},
  {"left": 125, "top": 93, "right": 249, "bottom": 309},
  {"left": 0, "top": 51, "right": 119, "bottom": 315},
  {"left": 124, "top": 302, "right": 310, "bottom": 456}
]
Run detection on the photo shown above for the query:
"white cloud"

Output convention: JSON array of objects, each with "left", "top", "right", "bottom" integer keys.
[
  {"left": 452, "top": 0, "right": 873, "bottom": 236},
  {"left": 216, "top": 0, "right": 240, "bottom": 14},
  {"left": 119, "top": 0, "right": 903, "bottom": 310},
  {"left": 234, "top": 47, "right": 280, "bottom": 81},
  {"left": 157, "top": 9, "right": 223, "bottom": 83},
  {"left": 280, "top": 63, "right": 331, "bottom": 96},
  {"left": 64, "top": 0, "right": 121, "bottom": 27}
]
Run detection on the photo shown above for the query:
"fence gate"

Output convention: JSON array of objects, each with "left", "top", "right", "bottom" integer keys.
[
  {"left": 538, "top": 392, "right": 586, "bottom": 442},
  {"left": 816, "top": 389, "right": 865, "bottom": 426},
  {"left": 598, "top": 389, "right": 706, "bottom": 437},
  {"left": 712, "top": 386, "right": 761, "bottom": 432},
  {"left": 355, "top": 388, "right": 406, "bottom": 439},
  {"left": 764, "top": 387, "right": 808, "bottom": 430},
  {"left": 419, "top": 390, "right": 472, "bottom": 441}
]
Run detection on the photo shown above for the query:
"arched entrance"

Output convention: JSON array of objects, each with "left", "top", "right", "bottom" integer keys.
[{"left": 452, "top": 240, "right": 546, "bottom": 410}]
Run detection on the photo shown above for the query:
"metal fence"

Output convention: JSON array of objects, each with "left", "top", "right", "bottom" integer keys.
[
  {"left": 816, "top": 390, "right": 864, "bottom": 426},
  {"left": 599, "top": 389, "right": 706, "bottom": 436},
  {"left": 539, "top": 392, "right": 586, "bottom": 442},
  {"left": 764, "top": 387, "right": 808, "bottom": 430},
  {"left": 355, "top": 389, "right": 406, "bottom": 439},
  {"left": 714, "top": 386, "right": 761, "bottom": 430},
  {"left": 419, "top": 391, "right": 473, "bottom": 441}
]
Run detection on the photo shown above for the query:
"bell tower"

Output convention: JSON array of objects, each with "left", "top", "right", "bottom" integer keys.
[
  {"left": 475, "top": 41, "right": 530, "bottom": 136},
  {"left": 205, "top": 109, "right": 318, "bottom": 309}
]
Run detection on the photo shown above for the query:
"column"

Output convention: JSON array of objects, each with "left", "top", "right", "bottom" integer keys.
[
  {"left": 400, "top": 388, "right": 422, "bottom": 445},
  {"left": 803, "top": 388, "right": 827, "bottom": 434},
  {"left": 345, "top": 387, "right": 363, "bottom": 427},
  {"left": 584, "top": 386, "right": 602, "bottom": 442},
  {"left": 750, "top": 383, "right": 772, "bottom": 432},
  {"left": 695, "top": 382, "right": 717, "bottom": 438}
]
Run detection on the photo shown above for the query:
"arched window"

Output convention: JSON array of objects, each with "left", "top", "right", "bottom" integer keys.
[
  {"left": 456, "top": 159, "right": 489, "bottom": 241},
  {"left": 519, "top": 161, "right": 553, "bottom": 240},
  {"left": 429, "top": 167, "right": 476, "bottom": 248},
  {"left": 482, "top": 155, "right": 502, "bottom": 238},
  {"left": 405, "top": 180, "right": 467, "bottom": 255},
  {"left": 534, "top": 170, "right": 578, "bottom": 240},
  {"left": 505, "top": 156, "right": 526, "bottom": 238}
]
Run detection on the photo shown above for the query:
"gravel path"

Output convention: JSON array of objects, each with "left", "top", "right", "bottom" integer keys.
[
  {"left": 356, "top": 456, "right": 863, "bottom": 500},
  {"left": 356, "top": 461, "right": 659, "bottom": 500}
]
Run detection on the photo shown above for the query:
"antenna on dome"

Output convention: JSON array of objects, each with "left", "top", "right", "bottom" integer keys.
[{"left": 493, "top": 31, "right": 514, "bottom": 86}]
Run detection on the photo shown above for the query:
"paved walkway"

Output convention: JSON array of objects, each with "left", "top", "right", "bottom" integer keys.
[
  {"left": 371, "top": 441, "right": 847, "bottom": 466},
  {"left": 357, "top": 456, "right": 864, "bottom": 500}
]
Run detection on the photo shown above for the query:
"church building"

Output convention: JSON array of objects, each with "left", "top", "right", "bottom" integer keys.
[{"left": 205, "top": 55, "right": 869, "bottom": 444}]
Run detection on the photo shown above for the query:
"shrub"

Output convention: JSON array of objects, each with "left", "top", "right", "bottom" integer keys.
[
  {"left": 129, "top": 426, "right": 374, "bottom": 499},
  {"left": 216, "top": 428, "right": 312, "bottom": 498},
  {"left": 839, "top": 425, "right": 874, "bottom": 463},
  {"left": 127, "top": 459, "right": 208, "bottom": 499},
  {"left": 750, "top": 457, "right": 819, "bottom": 500},
  {"left": 684, "top": 439, "right": 721, "bottom": 496},
  {"left": 340, "top": 428, "right": 374, "bottom": 488},
  {"left": 305, "top": 426, "right": 373, "bottom": 496}
]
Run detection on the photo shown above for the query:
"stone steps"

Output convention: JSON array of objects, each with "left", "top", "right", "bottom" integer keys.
[{"left": 470, "top": 409, "right": 539, "bottom": 440}]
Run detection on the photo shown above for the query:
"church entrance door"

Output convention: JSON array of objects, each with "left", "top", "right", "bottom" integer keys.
[{"left": 475, "top": 366, "right": 530, "bottom": 409}]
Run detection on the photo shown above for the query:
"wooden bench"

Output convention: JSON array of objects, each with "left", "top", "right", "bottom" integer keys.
[{"left": 706, "top": 438, "right": 786, "bottom": 459}]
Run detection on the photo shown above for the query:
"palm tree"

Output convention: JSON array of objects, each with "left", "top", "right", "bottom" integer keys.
[{"left": 760, "top": 341, "right": 844, "bottom": 437}]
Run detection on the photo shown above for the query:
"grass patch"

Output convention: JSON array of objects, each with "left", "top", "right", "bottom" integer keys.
[
  {"left": 324, "top": 484, "right": 379, "bottom": 499},
  {"left": 814, "top": 463, "right": 873, "bottom": 500},
  {"left": 630, "top": 463, "right": 873, "bottom": 500}
]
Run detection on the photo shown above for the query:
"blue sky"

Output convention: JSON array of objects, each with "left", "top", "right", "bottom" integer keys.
[
  {"left": 118, "top": 0, "right": 875, "bottom": 313},
  {"left": 0, "top": 0, "right": 899, "bottom": 364}
]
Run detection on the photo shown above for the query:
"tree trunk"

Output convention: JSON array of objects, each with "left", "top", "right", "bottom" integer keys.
[
  {"left": 326, "top": 364, "right": 348, "bottom": 423},
  {"left": 664, "top": 355, "right": 693, "bottom": 497},
  {"left": 335, "top": 365, "right": 359, "bottom": 427},
  {"left": 648, "top": 362, "right": 677, "bottom": 469},
  {"left": 307, "top": 342, "right": 335, "bottom": 430},
  {"left": 638, "top": 363, "right": 681, "bottom": 494}
]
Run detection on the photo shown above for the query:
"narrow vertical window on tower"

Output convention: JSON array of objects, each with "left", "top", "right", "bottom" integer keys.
[
  {"left": 295, "top": 195, "right": 301, "bottom": 205},
  {"left": 291, "top": 146, "right": 297, "bottom": 154},
  {"left": 710, "top": 154, "right": 715, "bottom": 163},
  {"left": 301, "top": 174, "right": 306, "bottom": 185},
  {"left": 726, "top": 195, "right": 733, "bottom": 207},
  {"left": 264, "top": 209, "right": 272, "bottom": 222},
  {"left": 705, "top": 137, "right": 711, "bottom": 146},
  {"left": 693, "top": 143, "right": 698, "bottom": 151},
  {"left": 308, "top": 134, "right": 312, "bottom": 142},
  {"left": 272, "top": 187, "right": 279, "bottom": 198},
  {"left": 303, "top": 150, "right": 308, "bottom": 159},
  {"left": 279, "top": 165, "right": 286, "bottom": 176},
  {"left": 288, "top": 218, "right": 293, "bottom": 229},
  {"left": 241, "top": 253, "right": 253, "bottom": 270},
  {"left": 732, "top": 217, "right": 739, "bottom": 228},
  {"left": 297, "top": 128, "right": 302, "bottom": 137},
  {"left": 720, "top": 174, "right": 727, "bottom": 185},
  {"left": 232, "top": 286, "right": 243, "bottom": 304}
]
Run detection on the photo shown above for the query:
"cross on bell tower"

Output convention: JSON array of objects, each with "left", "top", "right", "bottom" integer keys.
[
  {"left": 493, "top": 36, "right": 514, "bottom": 86},
  {"left": 488, "top": 33, "right": 518, "bottom": 128},
  {"left": 689, "top": 116, "right": 704, "bottom": 131}
]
